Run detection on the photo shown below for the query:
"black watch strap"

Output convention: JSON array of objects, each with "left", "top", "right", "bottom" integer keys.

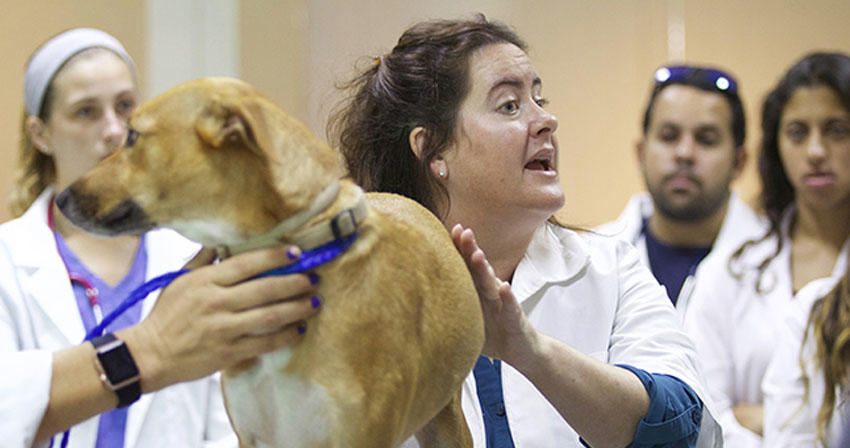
[{"left": 91, "top": 333, "right": 141, "bottom": 408}]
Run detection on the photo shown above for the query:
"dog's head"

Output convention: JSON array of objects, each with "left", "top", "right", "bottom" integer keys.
[{"left": 57, "top": 77, "right": 342, "bottom": 246}]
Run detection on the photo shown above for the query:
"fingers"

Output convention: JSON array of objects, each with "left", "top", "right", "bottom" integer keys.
[
  {"left": 451, "top": 224, "right": 504, "bottom": 301},
  {"left": 231, "top": 294, "right": 320, "bottom": 336},
  {"left": 451, "top": 224, "right": 476, "bottom": 259},
  {"left": 232, "top": 322, "right": 309, "bottom": 360},
  {"left": 222, "top": 272, "right": 318, "bottom": 312},
  {"left": 207, "top": 245, "right": 302, "bottom": 286}
]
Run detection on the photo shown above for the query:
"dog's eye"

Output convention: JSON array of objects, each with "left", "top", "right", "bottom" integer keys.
[{"left": 126, "top": 128, "right": 139, "bottom": 147}]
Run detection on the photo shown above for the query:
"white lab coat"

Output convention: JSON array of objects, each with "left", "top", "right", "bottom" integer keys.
[
  {"left": 762, "top": 276, "right": 846, "bottom": 447},
  {"left": 596, "top": 192, "right": 766, "bottom": 316},
  {"left": 0, "top": 190, "right": 237, "bottom": 448},
  {"left": 403, "top": 222, "right": 720, "bottom": 447},
  {"left": 683, "top": 208, "right": 850, "bottom": 448}
]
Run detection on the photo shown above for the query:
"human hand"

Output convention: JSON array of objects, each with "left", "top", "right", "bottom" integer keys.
[
  {"left": 450, "top": 224, "right": 540, "bottom": 368},
  {"left": 119, "top": 245, "right": 320, "bottom": 392},
  {"left": 732, "top": 403, "right": 764, "bottom": 436}
]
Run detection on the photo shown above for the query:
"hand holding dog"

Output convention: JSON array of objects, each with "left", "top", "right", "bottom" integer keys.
[
  {"left": 450, "top": 224, "right": 540, "bottom": 370},
  {"left": 119, "top": 245, "right": 320, "bottom": 393}
]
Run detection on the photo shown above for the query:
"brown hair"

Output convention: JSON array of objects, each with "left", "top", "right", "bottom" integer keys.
[
  {"left": 11, "top": 103, "right": 56, "bottom": 217},
  {"left": 801, "top": 270, "right": 850, "bottom": 445},
  {"left": 328, "top": 14, "right": 526, "bottom": 218}
]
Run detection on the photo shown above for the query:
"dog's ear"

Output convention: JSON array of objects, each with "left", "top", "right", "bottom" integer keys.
[{"left": 196, "top": 102, "right": 261, "bottom": 152}]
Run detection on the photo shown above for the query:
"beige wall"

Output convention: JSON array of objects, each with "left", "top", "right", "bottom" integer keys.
[
  {"left": 242, "top": 0, "right": 850, "bottom": 226},
  {"left": 2, "top": 1, "right": 850, "bottom": 227}
]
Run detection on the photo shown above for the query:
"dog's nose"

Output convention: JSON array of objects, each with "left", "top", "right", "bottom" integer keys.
[{"left": 55, "top": 188, "right": 70, "bottom": 209}]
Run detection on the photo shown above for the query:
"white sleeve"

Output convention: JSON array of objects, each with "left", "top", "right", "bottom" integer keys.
[
  {"left": 0, "top": 247, "right": 53, "bottom": 448},
  {"left": 762, "top": 318, "right": 819, "bottom": 447},
  {"left": 763, "top": 282, "right": 837, "bottom": 448},
  {"left": 607, "top": 240, "right": 706, "bottom": 398},
  {"left": 682, "top": 258, "right": 762, "bottom": 448},
  {"left": 0, "top": 351, "right": 53, "bottom": 448}
]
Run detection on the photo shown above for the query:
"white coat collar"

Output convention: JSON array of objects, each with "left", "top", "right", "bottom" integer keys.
[
  {"left": 512, "top": 222, "right": 590, "bottom": 313},
  {"left": 7, "top": 188, "right": 87, "bottom": 343}
]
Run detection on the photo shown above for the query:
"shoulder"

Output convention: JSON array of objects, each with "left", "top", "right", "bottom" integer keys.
[
  {"left": 0, "top": 193, "right": 54, "bottom": 262},
  {"left": 726, "top": 193, "right": 767, "bottom": 231},
  {"left": 0, "top": 214, "right": 42, "bottom": 244},
  {"left": 548, "top": 223, "right": 639, "bottom": 268},
  {"left": 577, "top": 227, "right": 645, "bottom": 270},
  {"left": 545, "top": 224, "right": 657, "bottom": 294},
  {"left": 713, "top": 193, "right": 769, "bottom": 254},
  {"left": 789, "top": 277, "right": 841, "bottom": 325}
]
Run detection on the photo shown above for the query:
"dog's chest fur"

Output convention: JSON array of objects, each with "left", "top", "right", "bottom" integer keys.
[{"left": 224, "top": 350, "right": 334, "bottom": 447}]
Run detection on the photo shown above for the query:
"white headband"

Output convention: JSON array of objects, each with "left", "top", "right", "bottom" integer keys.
[{"left": 24, "top": 28, "right": 137, "bottom": 116}]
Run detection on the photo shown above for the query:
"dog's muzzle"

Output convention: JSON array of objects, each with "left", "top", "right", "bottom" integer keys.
[{"left": 56, "top": 187, "right": 154, "bottom": 236}]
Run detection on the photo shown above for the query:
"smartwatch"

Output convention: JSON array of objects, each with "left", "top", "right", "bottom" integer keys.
[{"left": 90, "top": 333, "right": 141, "bottom": 408}]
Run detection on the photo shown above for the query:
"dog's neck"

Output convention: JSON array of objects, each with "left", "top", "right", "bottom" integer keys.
[{"left": 215, "top": 181, "right": 367, "bottom": 259}]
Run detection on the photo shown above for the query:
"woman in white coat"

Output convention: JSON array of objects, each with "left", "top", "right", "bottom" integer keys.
[
  {"left": 682, "top": 52, "right": 850, "bottom": 447},
  {"left": 331, "top": 16, "right": 719, "bottom": 447},
  {"left": 0, "top": 28, "right": 321, "bottom": 447},
  {"left": 762, "top": 274, "right": 847, "bottom": 447}
]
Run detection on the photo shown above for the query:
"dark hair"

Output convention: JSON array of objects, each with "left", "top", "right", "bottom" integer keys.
[
  {"left": 760, "top": 52, "right": 850, "bottom": 229},
  {"left": 328, "top": 14, "right": 526, "bottom": 217},
  {"left": 641, "top": 65, "right": 746, "bottom": 148},
  {"left": 730, "top": 52, "right": 850, "bottom": 290}
]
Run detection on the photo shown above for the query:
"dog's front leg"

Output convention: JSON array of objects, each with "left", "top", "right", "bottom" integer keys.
[{"left": 413, "top": 391, "right": 473, "bottom": 448}]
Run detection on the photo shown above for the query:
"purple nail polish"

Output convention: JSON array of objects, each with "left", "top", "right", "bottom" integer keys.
[
  {"left": 311, "top": 296, "right": 321, "bottom": 308},
  {"left": 297, "top": 323, "right": 307, "bottom": 334},
  {"left": 308, "top": 272, "right": 320, "bottom": 285}
]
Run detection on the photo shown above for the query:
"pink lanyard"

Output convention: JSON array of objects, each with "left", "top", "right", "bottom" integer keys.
[{"left": 47, "top": 196, "right": 102, "bottom": 323}]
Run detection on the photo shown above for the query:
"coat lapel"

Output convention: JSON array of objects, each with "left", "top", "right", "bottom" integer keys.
[{"left": 13, "top": 190, "right": 86, "bottom": 346}]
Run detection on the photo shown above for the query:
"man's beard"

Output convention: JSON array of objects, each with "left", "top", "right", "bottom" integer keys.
[{"left": 648, "top": 173, "right": 732, "bottom": 222}]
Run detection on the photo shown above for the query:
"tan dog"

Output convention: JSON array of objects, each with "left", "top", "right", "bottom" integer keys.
[{"left": 57, "top": 77, "right": 484, "bottom": 448}]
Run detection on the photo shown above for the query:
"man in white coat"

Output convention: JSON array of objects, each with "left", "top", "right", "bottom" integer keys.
[{"left": 598, "top": 65, "right": 765, "bottom": 314}]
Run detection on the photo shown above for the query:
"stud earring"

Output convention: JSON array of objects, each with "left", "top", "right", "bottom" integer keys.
[{"left": 438, "top": 170, "right": 446, "bottom": 178}]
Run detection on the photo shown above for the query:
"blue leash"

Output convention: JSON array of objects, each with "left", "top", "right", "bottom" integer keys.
[{"left": 53, "top": 232, "right": 357, "bottom": 448}]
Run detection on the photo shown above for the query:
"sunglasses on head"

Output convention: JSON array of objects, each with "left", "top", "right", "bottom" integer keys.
[{"left": 653, "top": 65, "right": 738, "bottom": 94}]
